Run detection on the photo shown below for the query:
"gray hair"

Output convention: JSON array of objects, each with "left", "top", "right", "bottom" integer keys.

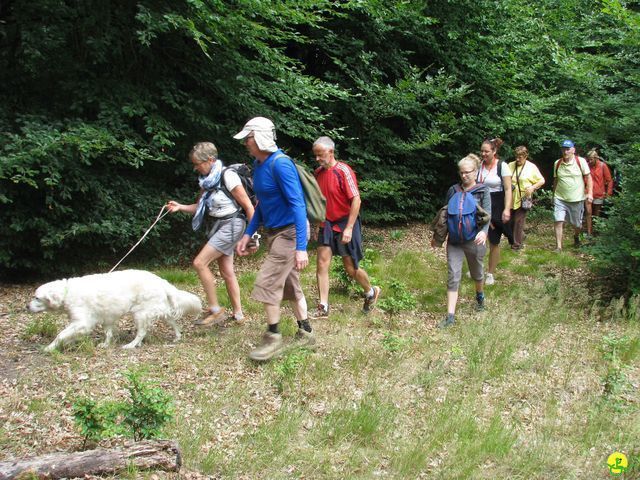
[
  {"left": 190, "top": 142, "right": 218, "bottom": 163},
  {"left": 458, "top": 153, "right": 480, "bottom": 171},
  {"left": 313, "top": 136, "right": 335, "bottom": 151}
]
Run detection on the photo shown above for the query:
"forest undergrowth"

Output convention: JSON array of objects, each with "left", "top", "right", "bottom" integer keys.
[{"left": 0, "top": 218, "right": 638, "bottom": 479}]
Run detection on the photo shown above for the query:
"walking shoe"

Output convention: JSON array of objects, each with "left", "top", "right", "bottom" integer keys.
[
  {"left": 294, "top": 328, "right": 317, "bottom": 349},
  {"left": 484, "top": 273, "right": 495, "bottom": 286},
  {"left": 363, "top": 286, "right": 382, "bottom": 313},
  {"left": 476, "top": 292, "right": 485, "bottom": 311},
  {"left": 308, "top": 303, "right": 329, "bottom": 320},
  {"left": 438, "top": 314, "right": 455, "bottom": 328},
  {"left": 195, "top": 307, "right": 226, "bottom": 327},
  {"left": 219, "top": 314, "right": 244, "bottom": 328},
  {"left": 573, "top": 235, "right": 581, "bottom": 247},
  {"left": 249, "top": 332, "right": 284, "bottom": 362}
]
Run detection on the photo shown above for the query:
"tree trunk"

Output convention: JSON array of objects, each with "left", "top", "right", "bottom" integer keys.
[{"left": 0, "top": 440, "right": 181, "bottom": 479}]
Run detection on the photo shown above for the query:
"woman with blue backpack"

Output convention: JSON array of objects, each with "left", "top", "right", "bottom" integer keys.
[{"left": 431, "top": 154, "right": 491, "bottom": 328}]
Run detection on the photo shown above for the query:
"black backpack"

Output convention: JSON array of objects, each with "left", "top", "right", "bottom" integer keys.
[{"left": 217, "top": 163, "right": 257, "bottom": 213}]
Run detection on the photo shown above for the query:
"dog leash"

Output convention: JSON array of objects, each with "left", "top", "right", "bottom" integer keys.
[{"left": 109, "top": 205, "right": 170, "bottom": 273}]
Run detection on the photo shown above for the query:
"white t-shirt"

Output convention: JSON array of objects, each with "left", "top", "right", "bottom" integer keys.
[
  {"left": 477, "top": 160, "right": 512, "bottom": 193},
  {"left": 208, "top": 169, "right": 242, "bottom": 218}
]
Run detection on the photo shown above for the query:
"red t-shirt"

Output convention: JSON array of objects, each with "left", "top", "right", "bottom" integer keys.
[{"left": 314, "top": 161, "right": 360, "bottom": 231}]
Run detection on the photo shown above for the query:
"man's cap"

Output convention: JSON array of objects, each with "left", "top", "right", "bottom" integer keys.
[
  {"left": 233, "top": 117, "right": 275, "bottom": 140},
  {"left": 561, "top": 139, "right": 575, "bottom": 148}
]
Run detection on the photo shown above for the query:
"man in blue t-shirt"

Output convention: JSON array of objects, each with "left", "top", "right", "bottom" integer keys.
[{"left": 235, "top": 117, "right": 314, "bottom": 361}]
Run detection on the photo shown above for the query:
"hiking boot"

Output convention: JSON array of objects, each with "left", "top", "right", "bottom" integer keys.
[
  {"left": 249, "top": 332, "right": 284, "bottom": 362},
  {"left": 195, "top": 307, "right": 226, "bottom": 327},
  {"left": 308, "top": 303, "right": 329, "bottom": 320},
  {"left": 484, "top": 273, "right": 495, "bottom": 286},
  {"left": 438, "top": 314, "right": 455, "bottom": 328},
  {"left": 294, "top": 328, "right": 317, "bottom": 349},
  {"left": 476, "top": 292, "right": 485, "bottom": 312},
  {"left": 573, "top": 235, "right": 581, "bottom": 247},
  {"left": 363, "top": 286, "right": 381, "bottom": 313}
]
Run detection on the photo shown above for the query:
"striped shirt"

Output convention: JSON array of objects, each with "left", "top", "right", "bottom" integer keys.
[{"left": 315, "top": 161, "right": 360, "bottom": 231}]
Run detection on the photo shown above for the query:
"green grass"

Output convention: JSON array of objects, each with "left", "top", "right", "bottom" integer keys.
[
  {"left": 2, "top": 221, "right": 639, "bottom": 478},
  {"left": 21, "top": 314, "right": 60, "bottom": 340}
]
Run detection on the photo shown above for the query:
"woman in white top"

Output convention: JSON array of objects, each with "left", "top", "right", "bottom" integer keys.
[
  {"left": 477, "top": 138, "right": 513, "bottom": 285},
  {"left": 509, "top": 146, "right": 545, "bottom": 250},
  {"left": 167, "top": 142, "right": 254, "bottom": 326}
]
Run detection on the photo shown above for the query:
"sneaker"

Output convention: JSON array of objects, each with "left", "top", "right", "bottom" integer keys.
[
  {"left": 309, "top": 303, "right": 329, "bottom": 320},
  {"left": 484, "top": 273, "right": 495, "bottom": 285},
  {"left": 438, "top": 314, "right": 455, "bottom": 328},
  {"left": 195, "top": 307, "right": 226, "bottom": 327},
  {"left": 363, "top": 286, "right": 382, "bottom": 313},
  {"left": 249, "top": 332, "right": 284, "bottom": 362},
  {"left": 220, "top": 314, "right": 244, "bottom": 328},
  {"left": 476, "top": 293, "right": 485, "bottom": 311},
  {"left": 554, "top": 247, "right": 563, "bottom": 253},
  {"left": 294, "top": 328, "right": 316, "bottom": 349}
]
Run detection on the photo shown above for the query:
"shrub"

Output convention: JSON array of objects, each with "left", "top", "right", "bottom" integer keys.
[{"left": 72, "top": 370, "right": 174, "bottom": 447}]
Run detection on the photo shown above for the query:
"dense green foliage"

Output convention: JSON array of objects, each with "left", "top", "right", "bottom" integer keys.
[
  {"left": 1, "top": 0, "right": 638, "bottom": 293},
  {"left": 72, "top": 370, "right": 174, "bottom": 445}
]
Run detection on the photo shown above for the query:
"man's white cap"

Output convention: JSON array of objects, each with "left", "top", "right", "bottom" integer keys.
[{"left": 233, "top": 117, "right": 276, "bottom": 140}]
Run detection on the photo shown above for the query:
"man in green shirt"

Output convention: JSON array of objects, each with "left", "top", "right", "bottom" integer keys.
[{"left": 552, "top": 140, "right": 593, "bottom": 251}]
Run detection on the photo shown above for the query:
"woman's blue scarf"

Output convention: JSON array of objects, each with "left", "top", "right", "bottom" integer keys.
[{"left": 192, "top": 160, "right": 223, "bottom": 231}]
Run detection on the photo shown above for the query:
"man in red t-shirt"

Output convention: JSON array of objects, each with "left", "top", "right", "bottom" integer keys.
[{"left": 310, "top": 136, "right": 381, "bottom": 318}]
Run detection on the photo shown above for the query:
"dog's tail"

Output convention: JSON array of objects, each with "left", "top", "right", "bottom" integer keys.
[{"left": 166, "top": 286, "right": 202, "bottom": 319}]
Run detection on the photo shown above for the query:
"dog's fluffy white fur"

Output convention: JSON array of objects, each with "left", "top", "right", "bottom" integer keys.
[{"left": 28, "top": 269, "right": 202, "bottom": 351}]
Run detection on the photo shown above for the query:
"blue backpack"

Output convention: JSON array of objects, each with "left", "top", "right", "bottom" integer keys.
[{"left": 447, "top": 184, "right": 482, "bottom": 244}]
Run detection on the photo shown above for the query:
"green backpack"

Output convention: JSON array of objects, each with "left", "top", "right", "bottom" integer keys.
[{"left": 271, "top": 153, "right": 327, "bottom": 225}]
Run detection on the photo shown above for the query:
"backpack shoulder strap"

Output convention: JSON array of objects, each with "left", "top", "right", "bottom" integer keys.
[
  {"left": 269, "top": 152, "right": 294, "bottom": 192},
  {"left": 216, "top": 167, "right": 243, "bottom": 210},
  {"left": 554, "top": 158, "right": 562, "bottom": 176}
]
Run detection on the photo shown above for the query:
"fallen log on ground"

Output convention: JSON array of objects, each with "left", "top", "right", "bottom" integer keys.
[{"left": 0, "top": 439, "right": 181, "bottom": 479}]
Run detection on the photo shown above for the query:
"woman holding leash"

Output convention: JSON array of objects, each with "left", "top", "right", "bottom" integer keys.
[{"left": 167, "top": 142, "right": 254, "bottom": 326}]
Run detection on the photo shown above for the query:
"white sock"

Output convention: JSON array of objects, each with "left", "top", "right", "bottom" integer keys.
[
  {"left": 210, "top": 306, "right": 221, "bottom": 313},
  {"left": 366, "top": 287, "right": 375, "bottom": 298},
  {"left": 320, "top": 302, "right": 328, "bottom": 310},
  {"left": 234, "top": 312, "right": 244, "bottom": 320}
]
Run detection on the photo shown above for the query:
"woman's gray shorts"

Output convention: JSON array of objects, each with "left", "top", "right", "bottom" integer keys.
[
  {"left": 446, "top": 240, "right": 486, "bottom": 291},
  {"left": 207, "top": 217, "right": 246, "bottom": 256}
]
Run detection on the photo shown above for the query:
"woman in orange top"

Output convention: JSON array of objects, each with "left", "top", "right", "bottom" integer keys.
[{"left": 584, "top": 149, "right": 613, "bottom": 236}]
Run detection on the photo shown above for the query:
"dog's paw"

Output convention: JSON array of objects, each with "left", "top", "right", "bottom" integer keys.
[
  {"left": 122, "top": 342, "right": 139, "bottom": 349},
  {"left": 98, "top": 342, "right": 111, "bottom": 349},
  {"left": 43, "top": 344, "right": 56, "bottom": 353}
]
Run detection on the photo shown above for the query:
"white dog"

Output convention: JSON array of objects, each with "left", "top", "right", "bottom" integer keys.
[{"left": 28, "top": 269, "right": 202, "bottom": 351}]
